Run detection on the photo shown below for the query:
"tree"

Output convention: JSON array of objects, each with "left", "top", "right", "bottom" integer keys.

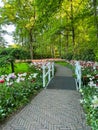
[
  {"left": 1, "top": 0, "right": 98, "bottom": 61},
  {"left": 0, "top": 25, "right": 8, "bottom": 47},
  {"left": 0, "top": 48, "right": 30, "bottom": 73},
  {"left": 92, "top": 0, "right": 98, "bottom": 43}
]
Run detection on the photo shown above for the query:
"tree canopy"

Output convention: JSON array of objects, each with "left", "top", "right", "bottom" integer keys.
[{"left": 0, "top": 0, "right": 98, "bottom": 61}]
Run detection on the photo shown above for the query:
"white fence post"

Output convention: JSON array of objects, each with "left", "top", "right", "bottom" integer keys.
[
  {"left": 42, "top": 62, "right": 54, "bottom": 88},
  {"left": 52, "top": 62, "right": 54, "bottom": 77},
  {"left": 42, "top": 64, "right": 45, "bottom": 87},
  {"left": 48, "top": 62, "right": 51, "bottom": 82},
  {"left": 75, "top": 61, "right": 81, "bottom": 90}
]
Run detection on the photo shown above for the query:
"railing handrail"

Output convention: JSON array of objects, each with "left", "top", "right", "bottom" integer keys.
[
  {"left": 42, "top": 62, "right": 54, "bottom": 87},
  {"left": 75, "top": 61, "right": 81, "bottom": 90}
]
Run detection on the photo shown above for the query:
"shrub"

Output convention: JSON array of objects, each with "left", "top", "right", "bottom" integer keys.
[{"left": 0, "top": 66, "right": 43, "bottom": 121}]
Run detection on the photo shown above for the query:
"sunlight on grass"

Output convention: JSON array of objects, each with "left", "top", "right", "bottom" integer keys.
[
  {"left": 15, "top": 63, "right": 29, "bottom": 73},
  {"left": 0, "top": 62, "right": 30, "bottom": 75}
]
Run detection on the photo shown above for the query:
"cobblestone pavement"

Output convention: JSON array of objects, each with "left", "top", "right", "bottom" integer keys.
[
  {"left": 0, "top": 89, "right": 91, "bottom": 130},
  {"left": 0, "top": 64, "right": 91, "bottom": 130},
  {"left": 55, "top": 64, "right": 73, "bottom": 77}
]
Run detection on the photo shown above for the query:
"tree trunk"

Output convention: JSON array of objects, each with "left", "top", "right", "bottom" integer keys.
[
  {"left": 29, "top": 30, "right": 33, "bottom": 60},
  {"left": 29, "top": 1, "right": 36, "bottom": 60},
  {"left": 11, "top": 61, "right": 14, "bottom": 73},
  {"left": 50, "top": 44, "right": 55, "bottom": 58},
  {"left": 70, "top": 0, "right": 75, "bottom": 50},
  {"left": 65, "top": 29, "right": 69, "bottom": 56},
  {"left": 59, "top": 34, "right": 62, "bottom": 58},
  {"left": 93, "top": 0, "right": 98, "bottom": 43}
]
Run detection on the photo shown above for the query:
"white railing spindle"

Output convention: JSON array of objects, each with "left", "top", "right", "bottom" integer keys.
[
  {"left": 75, "top": 61, "right": 81, "bottom": 90},
  {"left": 52, "top": 62, "right": 54, "bottom": 77},
  {"left": 42, "top": 64, "right": 46, "bottom": 87},
  {"left": 42, "top": 62, "right": 54, "bottom": 88}
]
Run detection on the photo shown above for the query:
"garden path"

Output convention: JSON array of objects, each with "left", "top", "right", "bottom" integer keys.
[
  {"left": 47, "top": 64, "right": 76, "bottom": 90},
  {"left": 0, "top": 64, "right": 91, "bottom": 130}
]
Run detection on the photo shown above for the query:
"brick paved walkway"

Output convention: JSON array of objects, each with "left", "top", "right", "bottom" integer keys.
[
  {"left": 47, "top": 64, "right": 76, "bottom": 90},
  {"left": 0, "top": 64, "right": 91, "bottom": 130}
]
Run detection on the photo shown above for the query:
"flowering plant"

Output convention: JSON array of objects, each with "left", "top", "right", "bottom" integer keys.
[
  {"left": 0, "top": 79, "right": 5, "bottom": 83},
  {"left": 79, "top": 86, "right": 98, "bottom": 130},
  {"left": 79, "top": 63, "right": 98, "bottom": 130},
  {"left": 67, "top": 60, "right": 98, "bottom": 129},
  {"left": 0, "top": 66, "right": 42, "bottom": 121}
]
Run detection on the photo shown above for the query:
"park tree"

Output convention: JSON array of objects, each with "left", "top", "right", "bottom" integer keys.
[
  {"left": 0, "top": 0, "right": 98, "bottom": 61},
  {"left": 0, "top": 48, "right": 30, "bottom": 73},
  {"left": 0, "top": 0, "right": 63, "bottom": 59}
]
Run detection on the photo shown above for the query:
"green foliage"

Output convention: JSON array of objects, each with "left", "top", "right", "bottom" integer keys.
[
  {"left": 0, "top": 0, "right": 98, "bottom": 60},
  {"left": 80, "top": 86, "right": 98, "bottom": 130},
  {"left": 0, "top": 48, "right": 30, "bottom": 73},
  {"left": 82, "top": 66, "right": 98, "bottom": 86},
  {"left": 0, "top": 62, "right": 35, "bottom": 75},
  {"left": 0, "top": 48, "right": 30, "bottom": 60},
  {"left": 0, "top": 26, "right": 7, "bottom": 47},
  {"left": 0, "top": 65, "right": 43, "bottom": 121},
  {"left": 0, "top": 81, "right": 42, "bottom": 121},
  {"left": 73, "top": 49, "right": 95, "bottom": 61},
  {"left": 14, "top": 63, "right": 30, "bottom": 73},
  {"left": 65, "top": 53, "right": 73, "bottom": 60},
  {"left": 80, "top": 64, "right": 98, "bottom": 129}
]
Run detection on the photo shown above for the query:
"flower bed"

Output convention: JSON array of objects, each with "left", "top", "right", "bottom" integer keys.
[
  {"left": 81, "top": 66, "right": 98, "bottom": 130},
  {"left": 79, "top": 86, "right": 98, "bottom": 130},
  {"left": 66, "top": 60, "right": 98, "bottom": 129},
  {"left": 75, "top": 61, "right": 98, "bottom": 129},
  {"left": 0, "top": 65, "right": 43, "bottom": 122}
]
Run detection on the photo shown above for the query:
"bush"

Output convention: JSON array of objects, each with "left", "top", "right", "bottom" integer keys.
[
  {"left": 65, "top": 53, "right": 73, "bottom": 60},
  {"left": 80, "top": 65, "right": 98, "bottom": 130},
  {"left": 73, "top": 49, "right": 95, "bottom": 61},
  {"left": 0, "top": 65, "right": 43, "bottom": 121},
  {"left": 0, "top": 81, "right": 42, "bottom": 121},
  {"left": 80, "top": 86, "right": 98, "bottom": 130}
]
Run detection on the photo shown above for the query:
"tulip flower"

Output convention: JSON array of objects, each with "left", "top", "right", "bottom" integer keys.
[{"left": 0, "top": 79, "right": 5, "bottom": 83}]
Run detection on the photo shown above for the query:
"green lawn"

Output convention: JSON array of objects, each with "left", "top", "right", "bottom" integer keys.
[
  {"left": 14, "top": 63, "right": 29, "bottom": 73},
  {"left": 0, "top": 62, "right": 43, "bottom": 122},
  {"left": 0, "top": 62, "right": 30, "bottom": 75}
]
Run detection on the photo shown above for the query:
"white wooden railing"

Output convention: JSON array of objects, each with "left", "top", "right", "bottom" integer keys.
[
  {"left": 75, "top": 61, "right": 81, "bottom": 90},
  {"left": 42, "top": 62, "right": 54, "bottom": 87}
]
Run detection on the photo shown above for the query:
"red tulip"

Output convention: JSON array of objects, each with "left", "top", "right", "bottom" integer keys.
[
  {"left": 94, "top": 75, "right": 98, "bottom": 79},
  {"left": 0, "top": 79, "right": 5, "bottom": 83}
]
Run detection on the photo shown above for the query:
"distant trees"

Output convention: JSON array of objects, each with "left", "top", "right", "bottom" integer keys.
[
  {"left": 0, "top": 0, "right": 98, "bottom": 61},
  {"left": 0, "top": 26, "right": 7, "bottom": 47}
]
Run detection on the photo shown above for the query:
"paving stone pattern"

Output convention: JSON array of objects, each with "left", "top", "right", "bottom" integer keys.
[
  {"left": 54, "top": 64, "right": 73, "bottom": 77},
  {"left": 47, "top": 76, "right": 76, "bottom": 90},
  {"left": 0, "top": 64, "right": 91, "bottom": 130},
  {"left": 0, "top": 90, "right": 91, "bottom": 130},
  {"left": 47, "top": 64, "right": 76, "bottom": 90}
]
